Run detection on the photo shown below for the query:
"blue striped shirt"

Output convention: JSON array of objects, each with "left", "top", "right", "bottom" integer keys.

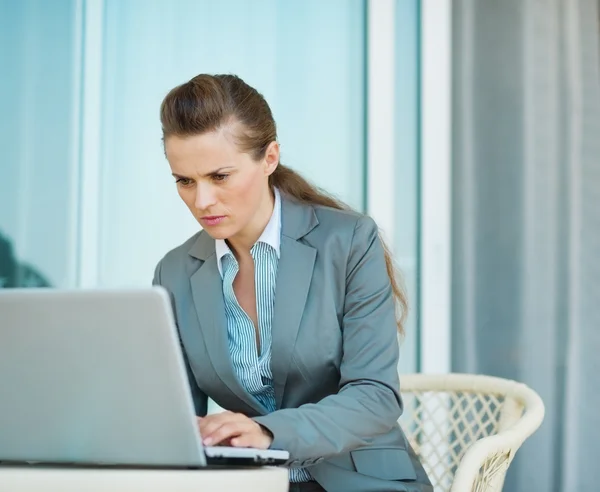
[{"left": 216, "top": 189, "right": 311, "bottom": 483}]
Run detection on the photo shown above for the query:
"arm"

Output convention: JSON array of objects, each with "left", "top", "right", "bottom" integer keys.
[
  {"left": 153, "top": 260, "right": 208, "bottom": 417},
  {"left": 253, "top": 216, "right": 402, "bottom": 466}
]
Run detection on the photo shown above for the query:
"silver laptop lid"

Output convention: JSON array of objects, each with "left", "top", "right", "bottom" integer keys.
[{"left": 0, "top": 287, "right": 206, "bottom": 467}]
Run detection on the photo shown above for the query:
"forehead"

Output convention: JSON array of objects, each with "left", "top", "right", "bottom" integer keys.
[{"left": 165, "top": 130, "right": 246, "bottom": 173}]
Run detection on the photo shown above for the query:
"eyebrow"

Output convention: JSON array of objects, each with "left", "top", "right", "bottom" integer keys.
[{"left": 171, "top": 167, "right": 234, "bottom": 179}]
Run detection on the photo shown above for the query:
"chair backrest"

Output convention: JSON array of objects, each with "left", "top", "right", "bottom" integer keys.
[{"left": 398, "top": 374, "right": 545, "bottom": 492}]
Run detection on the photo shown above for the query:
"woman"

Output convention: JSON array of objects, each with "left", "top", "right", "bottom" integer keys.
[{"left": 153, "top": 74, "right": 433, "bottom": 492}]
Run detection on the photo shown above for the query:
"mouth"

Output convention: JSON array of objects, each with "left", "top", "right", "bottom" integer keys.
[{"left": 199, "top": 215, "right": 226, "bottom": 226}]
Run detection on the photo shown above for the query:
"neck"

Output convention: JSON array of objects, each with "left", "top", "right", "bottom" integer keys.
[{"left": 227, "top": 188, "right": 275, "bottom": 257}]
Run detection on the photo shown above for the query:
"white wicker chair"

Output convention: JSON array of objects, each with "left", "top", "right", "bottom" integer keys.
[{"left": 398, "top": 373, "right": 545, "bottom": 492}]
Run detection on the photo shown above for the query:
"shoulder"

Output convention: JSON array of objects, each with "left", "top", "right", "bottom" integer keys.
[
  {"left": 159, "top": 230, "right": 204, "bottom": 266},
  {"left": 308, "top": 205, "right": 388, "bottom": 283},
  {"left": 153, "top": 230, "right": 206, "bottom": 284},
  {"left": 292, "top": 201, "right": 382, "bottom": 272},
  {"left": 310, "top": 203, "right": 379, "bottom": 245}
]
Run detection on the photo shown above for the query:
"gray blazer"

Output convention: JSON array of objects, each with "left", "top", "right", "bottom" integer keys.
[{"left": 153, "top": 195, "right": 433, "bottom": 492}]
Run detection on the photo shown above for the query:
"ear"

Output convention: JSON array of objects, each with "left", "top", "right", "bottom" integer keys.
[{"left": 263, "top": 141, "right": 280, "bottom": 177}]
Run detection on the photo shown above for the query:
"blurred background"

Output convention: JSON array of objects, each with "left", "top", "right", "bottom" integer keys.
[{"left": 0, "top": 0, "right": 598, "bottom": 490}]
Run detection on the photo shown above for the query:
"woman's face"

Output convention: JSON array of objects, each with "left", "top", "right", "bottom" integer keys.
[{"left": 165, "top": 128, "right": 279, "bottom": 242}]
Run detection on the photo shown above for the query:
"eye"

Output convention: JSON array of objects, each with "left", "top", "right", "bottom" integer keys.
[
  {"left": 175, "top": 177, "right": 193, "bottom": 187},
  {"left": 212, "top": 174, "right": 229, "bottom": 182}
]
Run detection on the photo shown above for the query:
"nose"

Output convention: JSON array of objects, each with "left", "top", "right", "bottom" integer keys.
[{"left": 194, "top": 182, "right": 218, "bottom": 211}]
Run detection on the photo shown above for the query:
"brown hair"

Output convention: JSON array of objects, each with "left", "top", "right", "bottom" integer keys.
[{"left": 160, "top": 74, "right": 408, "bottom": 334}]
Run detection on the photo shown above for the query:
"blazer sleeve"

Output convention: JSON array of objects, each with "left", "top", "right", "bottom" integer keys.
[
  {"left": 153, "top": 260, "right": 208, "bottom": 417},
  {"left": 253, "top": 216, "right": 402, "bottom": 467}
]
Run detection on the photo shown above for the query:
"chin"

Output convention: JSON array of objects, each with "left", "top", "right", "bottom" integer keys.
[
  {"left": 205, "top": 231, "right": 229, "bottom": 241},
  {"left": 200, "top": 224, "right": 234, "bottom": 241}
]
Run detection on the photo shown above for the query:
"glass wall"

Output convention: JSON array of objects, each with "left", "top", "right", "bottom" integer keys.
[
  {"left": 0, "top": 0, "right": 421, "bottom": 375},
  {"left": 0, "top": 0, "right": 80, "bottom": 289},
  {"left": 97, "top": 0, "right": 367, "bottom": 287}
]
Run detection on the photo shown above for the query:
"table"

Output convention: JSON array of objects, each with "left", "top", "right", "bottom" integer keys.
[{"left": 0, "top": 465, "right": 289, "bottom": 491}]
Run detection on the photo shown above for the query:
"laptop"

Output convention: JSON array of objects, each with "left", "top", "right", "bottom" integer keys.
[{"left": 0, "top": 287, "right": 289, "bottom": 468}]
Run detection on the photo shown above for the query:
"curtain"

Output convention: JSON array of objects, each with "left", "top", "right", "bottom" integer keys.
[{"left": 451, "top": 0, "right": 600, "bottom": 490}]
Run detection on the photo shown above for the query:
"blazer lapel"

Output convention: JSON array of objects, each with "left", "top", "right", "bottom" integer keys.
[
  {"left": 188, "top": 233, "right": 268, "bottom": 415},
  {"left": 271, "top": 197, "right": 318, "bottom": 408}
]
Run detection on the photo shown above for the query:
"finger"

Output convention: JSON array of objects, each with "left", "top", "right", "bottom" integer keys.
[
  {"left": 204, "top": 421, "right": 253, "bottom": 446},
  {"left": 199, "top": 411, "right": 240, "bottom": 428},
  {"left": 203, "top": 421, "right": 255, "bottom": 446},
  {"left": 198, "top": 413, "right": 229, "bottom": 435},
  {"left": 199, "top": 417, "right": 220, "bottom": 437},
  {"left": 199, "top": 412, "right": 246, "bottom": 437},
  {"left": 231, "top": 426, "right": 272, "bottom": 449},
  {"left": 230, "top": 433, "right": 261, "bottom": 449}
]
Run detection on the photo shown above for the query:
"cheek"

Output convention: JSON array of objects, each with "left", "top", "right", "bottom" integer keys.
[
  {"left": 177, "top": 188, "right": 195, "bottom": 208},
  {"left": 228, "top": 171, "right": 263, "bottom": 207}
]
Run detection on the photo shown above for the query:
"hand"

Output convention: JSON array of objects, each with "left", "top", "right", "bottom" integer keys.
[{"left": 197, "top": 411, "right": 273, "bottom": 449}]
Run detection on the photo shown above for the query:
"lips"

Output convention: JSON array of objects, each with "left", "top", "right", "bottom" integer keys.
[{"left": 200, "top": 215, "right": 226, "bottom": 226}]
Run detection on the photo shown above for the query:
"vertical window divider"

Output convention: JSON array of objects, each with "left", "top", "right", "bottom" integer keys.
[{"left": 76, "top": 0, "right": 104, "bottom": 288}]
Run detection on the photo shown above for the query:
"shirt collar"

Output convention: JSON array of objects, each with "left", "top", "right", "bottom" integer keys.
[{"left": 215, "top": 188, "right": 282, "bottom": 277}]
